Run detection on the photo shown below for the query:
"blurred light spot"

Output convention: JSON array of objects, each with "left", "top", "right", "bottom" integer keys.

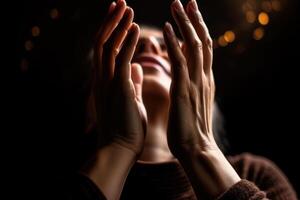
[
  {"left": 218, "top": 36, "right": 228, "bottom": 47},
  {"left": 253, "top": 27, "right": 265, "bottom": 40},
  {"left": 258, "top": 12, "right": 269, "bottom": 25},
  {"left": 271, "top": 0, "right": 281, "bottom": 11},
  {"left": 31, "top": 26, "right": 40, "bottom": 37},
  {"left": 262, "top": 1, "right": 272, "bottom": 12},
  {"left": 25, "top": 40, "right": 34, "bottom": 51},
  {"left": 50, "top": 8, "right": 60, "bottom": 19},
  {"left": 20, "top": 58, "right": 29, "bottom": 72},
  {"left": 224, "top": 31, "right": 235, "bottom": 43},
  {"left": 246, "top": 11, "right": 256, "bottom": 23}
]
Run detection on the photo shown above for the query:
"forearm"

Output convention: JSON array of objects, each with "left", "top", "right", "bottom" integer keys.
[
  {"left": 81, "top": 143, "right": 136, "bottom": 200},
  {"left": 178, "top": 146, "right": 241, "bottom": 199}
]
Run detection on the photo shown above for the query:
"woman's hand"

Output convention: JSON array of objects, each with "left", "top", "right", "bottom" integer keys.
[
  {"left": 164, "top": 0, "right": 240, "bottom": 198},
  {"left": 165, "top": 0, "right": 216, "bottom": 162},
  {"left": 92, "top": 0, "right": 146, "bottom": 156},
  {"left": 82, "top": 1, "right": 147, "bottom": 199}
]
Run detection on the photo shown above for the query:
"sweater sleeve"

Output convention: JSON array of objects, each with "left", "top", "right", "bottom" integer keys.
[
  {"left": 218, "top": 179, "right": 268, "bottom": 200},
  {"left": 225, "top": 153, "right": 298, "bottom": 200}
]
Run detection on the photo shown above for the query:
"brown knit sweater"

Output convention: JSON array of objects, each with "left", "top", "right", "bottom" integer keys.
[
  {"left": 73, "top": 153, "right": 297, "bottom": 200},
  {"left": 119, "top": 153, "right": 297, "bottom": 200}
]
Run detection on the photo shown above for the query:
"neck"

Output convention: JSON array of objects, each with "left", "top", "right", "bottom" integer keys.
[{"left": 138, "top": 97, "right": 174, "bottom": 163}]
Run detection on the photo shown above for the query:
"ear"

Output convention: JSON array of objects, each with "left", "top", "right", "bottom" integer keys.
[{"left": 131, "top": 63, "right": 143, "bottom": 101}]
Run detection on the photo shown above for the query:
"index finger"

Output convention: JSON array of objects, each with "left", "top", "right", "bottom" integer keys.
[{"left": 171, "top": 0, "right": 203, "bottom": 84}]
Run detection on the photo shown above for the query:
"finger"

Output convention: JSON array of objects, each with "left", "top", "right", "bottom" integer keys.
[
  {"left": 187, "top": 0, "right": 213, "bottom": 75},
  {"left": 131, "top": 63, "right": 143, "bottom": 101},
  {"left": 96, "top": 0, "right": 127, "bottom": 46},
  {"left": 171, "top": 0, "right": 203, "bottom": 84},
  {"left": 163, "top": 22, "right": 189, "bottom": 97},
  {"left": 115, "top": 23, "right": 140, "bottom": 81},
  {"left": 94, "top": 0, "right": 127, "bottom": 80},
  {"left": 102, "top": 7, "right": 134, "bottom": 81},
  {"left": 108, "top": 1, "right": 117, "bottom": 14}
]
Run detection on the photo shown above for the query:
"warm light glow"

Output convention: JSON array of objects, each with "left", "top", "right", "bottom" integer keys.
[
  {"left": 31, "top": 26, "right": 40, "bottom": 37},
  {"left": 253, "top": 27, "right": 265, "bottom": 40},
  {"left": 262, "top": 1, "right": 272, "bottom": 12},
  {"left": 246, "top": 11, "right": 256, "bottom": 23},
  {"left": 271, "top": 0, "right": 281, "bottom": 11},
  {"left": 25, "top": 40, "right": 34, "bottom": 51},
  {"left": 218, "top": 36, "right": 228, "bottom": 47},
  {"left": 258, "top": 12, "right": 269, "bottom": 25},
  {"left": 50, "top": 8, "right": 59, "bottom": 19},
  {"left": 224, "top": 31, "right": 235, "bottom": 43}
]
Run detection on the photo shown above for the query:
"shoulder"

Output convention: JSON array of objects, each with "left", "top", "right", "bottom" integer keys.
[{"left": 227, "top": 153, "right": 297, "bottom": 200}]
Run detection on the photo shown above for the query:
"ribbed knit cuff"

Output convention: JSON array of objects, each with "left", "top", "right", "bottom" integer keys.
[{"left": 218, "top": 179, "right": 267, "bottom": 200}]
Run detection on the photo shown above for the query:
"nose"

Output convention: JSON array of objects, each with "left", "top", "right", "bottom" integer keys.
[{"left": 135, "top": 36, "right": 163, "bottom": 55}]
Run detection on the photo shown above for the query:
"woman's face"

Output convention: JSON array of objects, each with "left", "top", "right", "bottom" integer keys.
[{"left": 133, "top": 27, "right": 172, "bottom": 100}]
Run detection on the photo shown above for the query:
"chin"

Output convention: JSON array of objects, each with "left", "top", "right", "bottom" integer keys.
[{"left": 142, "top": 76, "right": 170, "bottom": 101}]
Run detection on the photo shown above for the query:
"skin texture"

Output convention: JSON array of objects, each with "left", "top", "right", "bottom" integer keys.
[{"left": 82, "top": 0, "right": 241, "bottom": 199}]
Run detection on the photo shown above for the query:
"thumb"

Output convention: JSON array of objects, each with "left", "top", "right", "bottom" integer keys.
[{"left": 131, "top": 63, "right": 143, "bottom": 101}]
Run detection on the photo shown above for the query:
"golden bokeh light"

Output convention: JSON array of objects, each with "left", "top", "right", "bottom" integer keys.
[
  {"left": 25, "top": 40, "right": 34, "bottom": 51},
  {"left": 258, "top": 12, "right": 269, "bottom": 25},
  {"left": 224, "top": 31, "right": 236, "bottom": 43},
  {"left": 218, "top": 36, "right": 228, "bottom": 47},
  {"left": 50, "top": 8, "right": 59, "bottom": 19},
  {"left": 31, "top": 26, "right": 40, "bottom": 37},
  {"left": 246, "top": 11, "right": 256, "bottom": 23},
  {"left": 253, "top": 27, "right": 265, "bottom": 40}
]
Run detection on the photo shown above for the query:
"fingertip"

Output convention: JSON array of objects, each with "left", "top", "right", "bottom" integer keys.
[
  {"left": 126, "top": 6, "right": 134, "bottom": 17},
  {"left": 119, "top": 0, "right": 126, "bottom": 7},
  {"left": 123, "top": 7, "right": 134, "bottom": 23},
  {"left": 164, "top": 22, "right": 174, "bottom": 37},
  {"left": 128, "top": 23, "right": 140, "bottom": 41},
  {"left": 131, "top": 22, "right": 140, "bottom": 32},
  {"left": 131, "top": 63, "right": 143, "bottom": 84},
  {"left": 108, "top": 1, "right": 117, "bottom": 14}
]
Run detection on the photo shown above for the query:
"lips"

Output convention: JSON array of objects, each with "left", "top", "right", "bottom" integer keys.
[{"left": 133, "top": 54, "right": 171, "bottom": 76}]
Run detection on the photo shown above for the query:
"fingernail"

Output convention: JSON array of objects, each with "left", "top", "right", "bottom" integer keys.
[
  {"left": 173, "top": 0, "right": 183, "bottom": 11},
  {"left": 190, "top": 0, "right": 198, "bottom": 11}
]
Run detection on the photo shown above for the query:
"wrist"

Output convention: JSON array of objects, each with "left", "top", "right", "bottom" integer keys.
[
  {"left": 177, "top": 145, "right": 241, "bottom": 199},
  {"left": 81, "top": 143, "right": 137, "bottom": 200}
]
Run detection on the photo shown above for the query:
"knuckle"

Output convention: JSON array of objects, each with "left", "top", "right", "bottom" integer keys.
[
  {"left": 204, "top": 37, "right": 213, "bottom": 49},
  {"left": 191, "top": 39, "right": 203, "bottom": 49},
  {"left": 178, "top": 11, "right": 191, "bottom": 24}
]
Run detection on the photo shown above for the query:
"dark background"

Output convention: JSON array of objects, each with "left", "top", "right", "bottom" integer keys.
[{"left": 11, "top": 0, "right": 299, "bottom": 198}]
